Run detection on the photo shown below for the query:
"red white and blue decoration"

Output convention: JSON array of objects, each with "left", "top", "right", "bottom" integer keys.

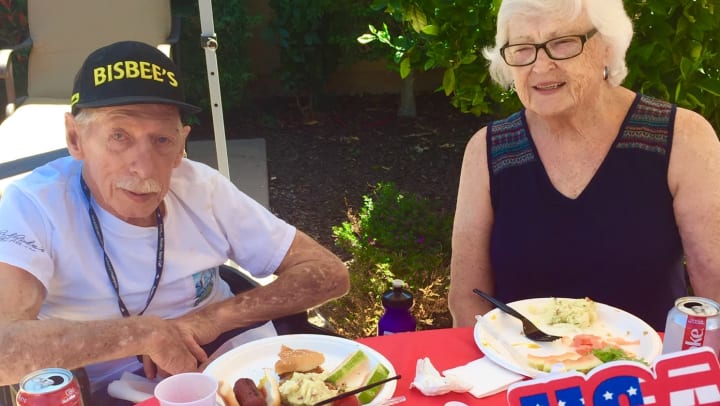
[{"left": 507, "top": 347, "right": 720, "bottom": 405}]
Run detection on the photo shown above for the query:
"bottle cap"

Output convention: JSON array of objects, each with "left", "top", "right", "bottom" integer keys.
[{"left": 382, "top": 280, "right": 413, "bottom": 309}]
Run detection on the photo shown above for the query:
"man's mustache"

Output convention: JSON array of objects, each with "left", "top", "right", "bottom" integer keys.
[{"left": 116, "top": 177, "right": 161, "bottom": 194}]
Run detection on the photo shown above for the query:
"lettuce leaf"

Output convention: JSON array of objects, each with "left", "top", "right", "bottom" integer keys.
[{"left": 592, "top": 346, "right": 647, "bottom": 365}]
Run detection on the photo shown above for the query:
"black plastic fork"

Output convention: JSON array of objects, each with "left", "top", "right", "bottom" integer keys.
[{"left": 473, "top": 289, "right": 561, "bottom": 342}]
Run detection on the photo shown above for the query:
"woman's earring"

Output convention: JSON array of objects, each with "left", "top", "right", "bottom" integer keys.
[{"left": 603, "top": 66, "right": 609, "bottom": 81}]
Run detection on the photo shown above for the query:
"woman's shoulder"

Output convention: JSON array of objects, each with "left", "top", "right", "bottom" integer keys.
[
  {"left": 463, "top": 110, "right": 520, "bottom": 151},
  {"left": 672, "top": 106, "right": 718, "bottom": 148},
  {"left": 468, "top": 125, "right": 488, "bottom": 146},
  {"left": 468, "top": 110, "right": 525, "bottom": 150},
  {"left": 674, "top": 106, "right": 716, "bottom": 132},
  {"left": 627, "top": 92, "right": 716, "bottom": 145},
  {"left": 487, "top": 110, "right": 525, "bottom": 132},
  {"left": 667, "top": 105, "right": 719, "bottom": 189},
  {"left": 463, "top": 125, "right": 489, "bottom": 167}
]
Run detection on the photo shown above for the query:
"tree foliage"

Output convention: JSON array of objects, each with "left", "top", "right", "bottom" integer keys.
[
  {"left": 624, "top": 0, "right": 719, "bottom": 128},
  {"left": 361, "top": 0, "right": 720, "bottom": 128},
  {"left": 359, "top": 0, "right": 517, "bottom": 117}
]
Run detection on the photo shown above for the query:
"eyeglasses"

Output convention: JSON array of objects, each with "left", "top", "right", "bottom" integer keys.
[{"left": 500, "top": 29, "right": 598, "bottom": 67}]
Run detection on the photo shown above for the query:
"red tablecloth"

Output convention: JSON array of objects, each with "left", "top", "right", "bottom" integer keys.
[
  {"left": 136, "top": 327, "right": 507, "bottom": 405},
  {"left": 356, "top": 327, "right": 504, "bottom": 405}
]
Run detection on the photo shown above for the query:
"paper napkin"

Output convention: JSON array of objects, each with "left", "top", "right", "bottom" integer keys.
[
  {"left": 410, "top": 357, "right": 473, "bottom": 396},
  {"left": 106, "top": 372, "right": 157, "bottom": 403},
  {"left": 443, "top": 357, "right": 525, "bottom": 398}
]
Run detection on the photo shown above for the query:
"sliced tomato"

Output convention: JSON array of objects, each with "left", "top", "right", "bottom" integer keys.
[{"left": 571, "top": 334, "right": 606, "bottom": 355}]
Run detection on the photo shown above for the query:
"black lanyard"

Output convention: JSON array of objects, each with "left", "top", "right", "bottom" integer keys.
[{"left": 80, "top": 174, "right": 165, "bottom": 317}]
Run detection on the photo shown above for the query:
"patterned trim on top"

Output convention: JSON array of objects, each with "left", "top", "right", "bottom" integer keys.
[
  {"left": 489, "top": 111, "right": 537, "bottom": 175},
  {"left": 617, "top": 95, "right": 673, "bottom": 156}
]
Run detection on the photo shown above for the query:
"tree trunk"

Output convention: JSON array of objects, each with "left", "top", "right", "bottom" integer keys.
[{"left": 397, "top": 71, "right": 417, "bottom": 118}]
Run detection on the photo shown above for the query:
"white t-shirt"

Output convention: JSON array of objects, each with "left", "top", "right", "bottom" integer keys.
[{"left": 0, "top": 157, "right": 296, "bottom": 389}]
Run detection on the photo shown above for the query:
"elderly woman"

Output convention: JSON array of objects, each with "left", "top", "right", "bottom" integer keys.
[{"left": 448, "top": 0, "right": 720, "bottom": 330}]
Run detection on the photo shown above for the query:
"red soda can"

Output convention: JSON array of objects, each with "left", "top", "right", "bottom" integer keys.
[
  {"left": 16, "top": 368, "right": 83, "bottom": 406},
  {"left": 662, "top": 296, "right": 720, "bottom": 356}
]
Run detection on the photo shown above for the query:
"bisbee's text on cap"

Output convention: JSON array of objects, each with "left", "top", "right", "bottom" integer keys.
[{"left": 93, "top": 61, "right": 178, "bottom": 87}]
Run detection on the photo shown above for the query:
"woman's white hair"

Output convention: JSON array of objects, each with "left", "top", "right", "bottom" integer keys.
[{"left": 483, "top": 0, "right": 633, "bottom": 88}]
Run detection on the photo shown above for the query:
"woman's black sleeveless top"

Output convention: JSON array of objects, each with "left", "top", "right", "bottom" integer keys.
[{"left": 487, "top": 93, "right": 685, "bottom": 330}]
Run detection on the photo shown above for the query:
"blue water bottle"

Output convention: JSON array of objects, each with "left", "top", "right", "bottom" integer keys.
[{"left": 378, "top": 279, "right": 416, "bottom": 335}]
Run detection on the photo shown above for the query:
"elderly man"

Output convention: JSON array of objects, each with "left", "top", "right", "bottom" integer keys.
[{"left": 0, "top": 41, "right": 349, "bottom": 401}]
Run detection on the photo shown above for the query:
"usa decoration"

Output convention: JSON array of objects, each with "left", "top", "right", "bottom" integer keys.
[{"left": 507, "top": 347, "right": 720, "bottom": 405}]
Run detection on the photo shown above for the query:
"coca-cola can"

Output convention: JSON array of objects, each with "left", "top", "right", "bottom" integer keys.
[
  {"left": 663, "top": 296, "right": 720, "bottom": 356},
  {"left": 16, "top": 368, "right": 83, "bottom": 406}
]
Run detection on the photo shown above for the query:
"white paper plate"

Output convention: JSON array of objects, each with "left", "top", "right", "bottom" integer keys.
[
  {"left": 473, "top": 298, "right": 663, "bottom": 377},
  {"left": 203, "top": 334, "right": 397, "bottom": 405}
]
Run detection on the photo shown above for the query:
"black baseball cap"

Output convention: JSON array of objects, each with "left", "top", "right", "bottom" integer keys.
[{"left": 70, "top": 41, "right": 200, "bottom": 115}]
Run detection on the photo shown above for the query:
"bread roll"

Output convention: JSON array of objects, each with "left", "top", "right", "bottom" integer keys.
[
  {"left": 217, "top": 380, "right": 241, "bottom": 406},
  {"left": 259, "top": 369, "right": 281, "bottom": 406},
  {"left": 275, "top": 345, "right": 325, "bottom": 375}
]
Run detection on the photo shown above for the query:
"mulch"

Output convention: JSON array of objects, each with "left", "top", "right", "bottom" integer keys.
[{"left": 193, "top": 92, "right": 488, "bottom": 257}]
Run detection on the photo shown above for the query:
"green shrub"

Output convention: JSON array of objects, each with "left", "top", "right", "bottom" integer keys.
[
  {"left": 265, "top": 0, "right": 386, "bottom": 119},
  {"left": 266, "top": 0, "right": 335, "bottom": 98},
  {"left": 326, "top": 182, "right": 453, "bottom": 337},
  {"left": 333, "top": 181, "right": 452, "bottom": 289}
]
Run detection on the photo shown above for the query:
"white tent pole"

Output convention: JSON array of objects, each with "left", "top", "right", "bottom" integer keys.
[{"left": 198, "top": 0, "right": 230, "bottom": 178}]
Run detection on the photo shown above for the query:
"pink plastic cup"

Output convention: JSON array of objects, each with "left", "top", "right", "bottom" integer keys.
[{"left": 154, "top": 372, "right": 218, "bottom": 406}]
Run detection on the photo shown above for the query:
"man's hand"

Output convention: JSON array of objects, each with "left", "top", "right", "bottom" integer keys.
[
  {"left": 141, "top": 317, "right": 213, "bottom": 379},
  {"left": 171, "top": 307, "right": 227, "bottom": 347}
]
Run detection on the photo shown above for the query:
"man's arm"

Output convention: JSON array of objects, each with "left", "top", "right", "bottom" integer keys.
[
  {"left": 172, "top": 230, "right": 349, "bottom": 345},
  {"left": 0, "top": 263, "right": 206, "bottom": 385}
]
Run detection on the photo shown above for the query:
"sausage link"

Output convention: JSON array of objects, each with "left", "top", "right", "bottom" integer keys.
[{"left": 234, "top": 378, "right": 266, "bottom": 406}]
